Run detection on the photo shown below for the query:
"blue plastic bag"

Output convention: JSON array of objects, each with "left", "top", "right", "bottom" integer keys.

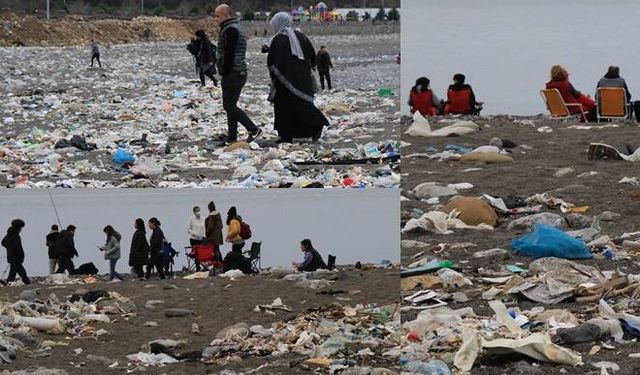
[
  {"left": 511, "top": 223, "right": 592, "bottom": 259},
  {"left": 113, "top": 148, "right": 136, "bottom": 164}
]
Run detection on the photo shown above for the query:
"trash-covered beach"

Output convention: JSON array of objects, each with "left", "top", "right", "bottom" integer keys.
[
  {"left": 0, "top": 32, "right": 400, "bottom": 188},
  {"left": 400, "top": 114, "right": 640, "bottom": 374},
  {"left": 0, "top": 265, "right": 400, "bottom": 374}
]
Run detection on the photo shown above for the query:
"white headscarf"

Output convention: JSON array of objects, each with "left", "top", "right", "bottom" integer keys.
[{"left": 270, "top": 12, "right": 305, "bottom": 61}]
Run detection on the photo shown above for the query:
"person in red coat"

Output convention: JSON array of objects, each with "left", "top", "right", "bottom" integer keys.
[
  {"left": 408, "top": 77, "right": 442, "bottom": 116},
  {"left": 546, "top": 65, "right": 596, "bottom": 122},
  {"left": 443, "top": 73, "right": 483, "bottom": 115}
]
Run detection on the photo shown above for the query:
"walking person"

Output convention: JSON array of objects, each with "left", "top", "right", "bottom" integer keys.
[
  {"left": 55, "top": 225, "right": 78, "bottom": 275},
  {"left": 101, "top": 225, "right": 123, "bottom": 282},
  {"left": 267, "top": 12, "right": 328, "bottom": 143},
  {"left": 1, "top": 219, "right": 31, "bottom": 285},
  {"left": 90, "top": 39, "right": 102, "bottom": 68},
  {"left": 205, "top": 201, "right": 224, "bottom": 263},
  {"left": 316, "top": 45, "right": 333, "bottom": 90},
  {"left": 225, "top": 206, "right": 245, "bottom": 253},
  {"left": 129, "top": 218, "right": 149, "bottom": 280},
  {"left": 193, "top": 30, "right": 218, "bottom": 87},
  {"left": 214, "top": 4, "right": 262, "bottom": 145},
  {"left": 46, "top": 224, "right": 60, "bottom": 274},
  {"left": 145, "top": 218, "right": 166, "bottom": 280}
]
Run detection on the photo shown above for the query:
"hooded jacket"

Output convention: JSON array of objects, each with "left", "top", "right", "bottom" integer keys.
[{"left": 1, "top": 227, "right": 25, "bottom": 264}]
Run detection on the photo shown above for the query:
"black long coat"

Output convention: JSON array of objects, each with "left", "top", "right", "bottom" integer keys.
[
  {"left": 129, "top": 229, "right": 150, "bottom": 267},
  {"left": 1, "top": 227, "right": 25, "bottom": 264}
]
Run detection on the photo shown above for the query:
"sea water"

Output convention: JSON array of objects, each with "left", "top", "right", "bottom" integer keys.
[
  {"left": 0, "top": 189, "right": 399, "bottom": 276},
  {"left": 401, "top": 0, "right": 640, "bottom": 115}
]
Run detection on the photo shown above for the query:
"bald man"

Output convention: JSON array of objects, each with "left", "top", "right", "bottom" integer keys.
[{"left": 214, "top": 4, "right": 262, "bottom": 145}]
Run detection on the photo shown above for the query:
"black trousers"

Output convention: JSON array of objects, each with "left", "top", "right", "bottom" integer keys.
[
  {"left": 199, "top": 67, "right": 218, "bottom": 86},
  {"left": 145, "top": 254, "right": 165, "bottom": 279},
  {"left": 633, "top": 101, "right": 640, "bottom": 122},
  {"left": 221, "top": 72, "right": 257, "bottom": 142},
  {"left": 56, "top": 256, "right": 75, "bottom": 274},
  {"left": 7, "top": 261, "right": 30, "bottom": 284},
  {"left": 91, "top": 53, "right": 101, "bottom": 68},
  {"left": 133, "top": 265, "right": 145, "bottom": 279},
  {"left": 319, "top": 70, "right": 332, "bottom": 90}
]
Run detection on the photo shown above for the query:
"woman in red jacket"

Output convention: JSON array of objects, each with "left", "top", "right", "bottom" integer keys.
[
  {"left": 546, "top": 65, "right": 596, "bottom": 121},
  {"left": 408, "top": 77, "right": 442, "bottom": 116}
]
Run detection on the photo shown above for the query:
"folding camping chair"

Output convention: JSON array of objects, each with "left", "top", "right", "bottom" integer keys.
[
  {"left": 540, "top": 88, "right": 588, "bottom": 122},
  {"left": 184, "top": 243, "right": 223, "bottom": 275},
  {"left": 243, "top": 241, "right": 262, "bottom": 273},
  {"left": 597, "top": 87, "right": 632, "bottom": 122}
]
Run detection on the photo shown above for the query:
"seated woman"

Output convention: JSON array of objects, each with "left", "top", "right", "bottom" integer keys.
[
  {"left": 408, "top": 77, "right": 442, "bottom": 116},
  {"left": 546, "top": 65, "right": 596, "bottom": 121},
  {"left": 444, "top": 73, "right": 483, "bottom": 115},
  {"left": 292, "top": 239, "right": 327, "bottom": 272}
]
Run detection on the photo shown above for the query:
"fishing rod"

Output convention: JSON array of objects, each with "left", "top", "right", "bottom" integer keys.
[{"left": 47, "top": 188, "right": 63, "bottom": 228}]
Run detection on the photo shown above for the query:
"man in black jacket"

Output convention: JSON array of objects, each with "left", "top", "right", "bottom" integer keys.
[
  {"left": 1, "top": 219, "right": 31, "bottom": 284},
  {"left": 316, "top": 46, "right": 333, "bottom": 90},
  {"left": 55, "top": 225, "right": 79, "bottom": 274},
  {"left": 46, "top": 224, "right": 59, "bottom": 274},
  {"left": 215, "top": 4, "right": 262, "bottom": 145}
]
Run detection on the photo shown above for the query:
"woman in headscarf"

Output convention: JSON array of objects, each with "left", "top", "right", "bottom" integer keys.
[
  {"left": 129, "top": 218, "right": 149, "bottom": 280},
  {"left": 267, "top": 12, "right": 328, "bottom": 143}
]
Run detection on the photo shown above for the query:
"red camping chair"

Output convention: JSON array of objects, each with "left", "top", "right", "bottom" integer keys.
[
  {"left": 184, "top": 244, "right": 223, "bottom": 274},
  {"left": 446, "top": 88, "right": 473, "bottom": 114}
]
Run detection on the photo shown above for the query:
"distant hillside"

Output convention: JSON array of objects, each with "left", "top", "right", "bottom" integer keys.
[{"left": 0, "top": 0, "right": 400, "bottom": 18}]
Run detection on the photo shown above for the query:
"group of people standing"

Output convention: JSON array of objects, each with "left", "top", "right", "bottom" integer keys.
[
  {"left": 408, "top": 73, "right": 484, "bottom": 117},
  {"left": 187, "top": 202, "right": 254, "bottom": 274},
  {"left": 187, "top": 5, "right": 330, "bottom": 145}
]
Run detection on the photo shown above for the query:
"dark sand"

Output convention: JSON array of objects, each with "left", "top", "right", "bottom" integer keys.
[
  {"left": 0, "top": 267, "right": 400, "bottom": 374},
  {"left": 401, "top": 115, "right": 640, "bottom": 374}
]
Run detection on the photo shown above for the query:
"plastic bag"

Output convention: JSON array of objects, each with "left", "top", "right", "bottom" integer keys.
[
  {"left": 511, "top": 223, "right": 592, "bottom": 259},
  {"left": 113, "top": 147, "right": 135, "bottom": 164}
]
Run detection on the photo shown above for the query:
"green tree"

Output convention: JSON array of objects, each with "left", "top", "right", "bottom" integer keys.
[
  {"left": 386, "top": 7, "right": 399, "bottom": 21},
  {"left": 243, "top": 8, "right": 255, "bottom": 20},
  {"left": 346, "top": 10, "right": 359, "bottom": 21},
  {"left": 363, "top": 11, "right": 371, "bottom": 20},
  {"left": 374, "top": 7, "right": 385, "bottom": 21},
  {"left": 153, "top": 5, "right": 165, "bottom": 16}
]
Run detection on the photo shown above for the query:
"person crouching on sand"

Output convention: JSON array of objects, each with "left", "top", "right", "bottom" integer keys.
[{"left": 292, "top": 239, "right": 327, "bottom": 272}]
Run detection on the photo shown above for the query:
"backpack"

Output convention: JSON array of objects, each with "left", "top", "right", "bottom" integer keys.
[{"left": 240, "top": 221, "right": 252, "bottom": 240}]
